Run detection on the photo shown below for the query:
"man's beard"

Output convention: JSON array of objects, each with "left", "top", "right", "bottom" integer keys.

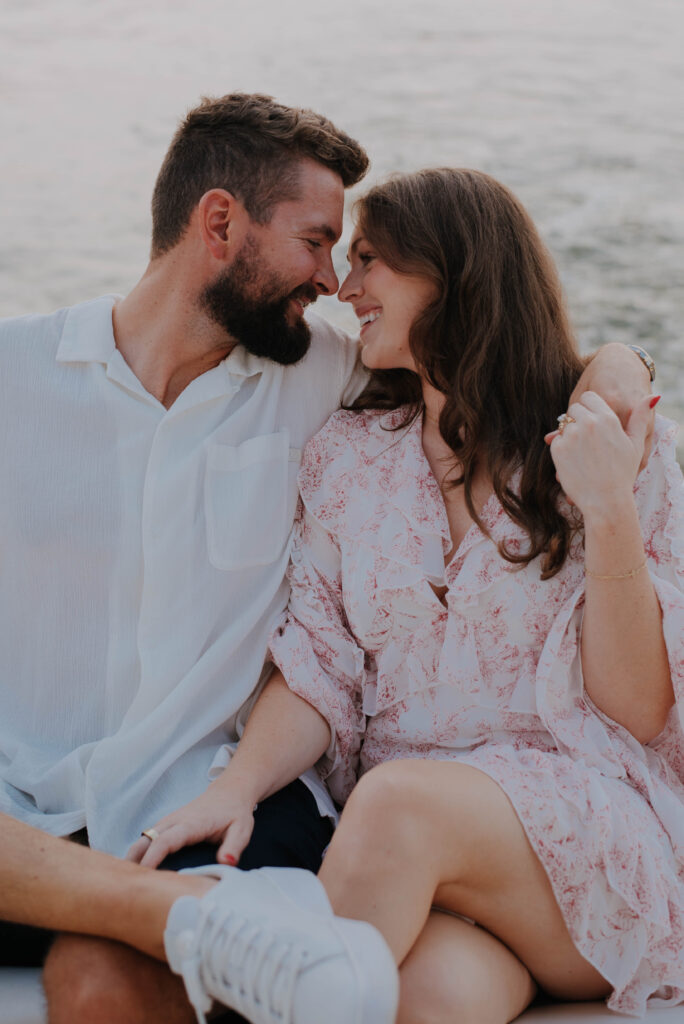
[{"left": 200, "top": 236, "right": 316, "bottom": 366}]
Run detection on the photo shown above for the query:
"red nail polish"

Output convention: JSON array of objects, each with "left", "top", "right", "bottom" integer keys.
[
  {"left": 649, "top": 395, "right": 661, "bottom": 409},
  {"left": 222, "top": 854, "right": 237, "bottom": 866}
]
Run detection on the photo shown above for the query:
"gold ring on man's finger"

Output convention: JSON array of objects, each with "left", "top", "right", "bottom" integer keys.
[{"left": 141, "top": 828, "right": 160, "bottom": 842}]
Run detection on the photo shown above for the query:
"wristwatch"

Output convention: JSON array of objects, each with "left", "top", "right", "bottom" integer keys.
[{"left": 627, "top": 344, "right": 656, "bottom": 382}]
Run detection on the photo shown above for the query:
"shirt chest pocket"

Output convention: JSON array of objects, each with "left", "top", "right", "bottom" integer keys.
[{"left": 205, "top": 432, "right": 301, "bottom": 570}]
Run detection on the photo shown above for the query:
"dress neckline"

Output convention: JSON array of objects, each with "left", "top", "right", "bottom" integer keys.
[{"left": 378, "top": 409, "right": 499, "bottom": 575}]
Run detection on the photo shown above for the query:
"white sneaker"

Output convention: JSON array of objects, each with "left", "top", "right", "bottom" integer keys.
[{"left": 164, "top": 866, "right": 399, "bottom": 1024}]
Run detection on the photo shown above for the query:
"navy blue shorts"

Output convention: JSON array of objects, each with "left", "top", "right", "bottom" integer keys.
[{"left": 0, "top": 779, "right": 333, "bottom": 967}]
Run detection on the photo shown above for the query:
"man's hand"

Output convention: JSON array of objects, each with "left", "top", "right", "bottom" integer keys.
[
  {"left": 569, "top": 343, "right": 655, "bottom": 470},
  {"left": 126, "top": 784, "right": 256, "bottom": 869}
]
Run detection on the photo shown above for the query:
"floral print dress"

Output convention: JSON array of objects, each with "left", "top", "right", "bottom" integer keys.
[{"left": 269, "top": 407, "right": 684, "bottom": 1016}]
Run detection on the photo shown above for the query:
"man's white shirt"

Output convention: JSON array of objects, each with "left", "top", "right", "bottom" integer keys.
[{"left": 0, "top": 295, "right": 364, "bottom": 856}]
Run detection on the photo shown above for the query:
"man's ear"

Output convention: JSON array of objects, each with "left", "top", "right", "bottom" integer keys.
[{"left": 197, "top": 189, "right": 247, "bottom": 260}]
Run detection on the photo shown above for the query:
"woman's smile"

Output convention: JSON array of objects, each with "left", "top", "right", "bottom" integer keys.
[{"left": 339, "top": 229, "right": 434, "bottom": 371}]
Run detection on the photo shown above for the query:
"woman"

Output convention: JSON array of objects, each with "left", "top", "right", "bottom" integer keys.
[{"left": 135, "top": 169, "right": 684, "bottom": 1023}]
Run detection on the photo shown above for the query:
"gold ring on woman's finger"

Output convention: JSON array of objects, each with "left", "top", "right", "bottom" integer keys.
[
  {"left": 141, "top": 827, "right": 160, "bottom": 842},
  {"left": 556, "top": 413, "right": 576, "bottom": 436}
]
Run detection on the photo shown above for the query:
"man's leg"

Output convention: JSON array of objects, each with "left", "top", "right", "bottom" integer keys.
[
  {"left": 43, "top": 781, "right": 332, "bottom": 1024},
  {"left": 0, "top": 813, "right": 204, "bottom": 957},
  {"left": 0, "top": 920, "right": 53, "bottom": 967},
  {"left": 0, "top": 826, "right": 91, "bottom": 969},
  {"left": 0, "top": 818, "right": 197, "bottom": 1024},
  {"left": 0, "top": 812, "right": 204, "bottom": 1024},
  {"left": 43, "top": 938, "right": 194, "bottom": 1024}
]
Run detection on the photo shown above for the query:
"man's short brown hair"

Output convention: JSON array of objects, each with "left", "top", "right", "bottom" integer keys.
[{"left": 150, "top": 93, "right": 369, "bottom": 257}]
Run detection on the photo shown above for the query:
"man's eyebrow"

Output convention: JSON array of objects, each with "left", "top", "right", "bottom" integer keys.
[{"left": 303, "top": 224, "right": 339, "bottom": 242}]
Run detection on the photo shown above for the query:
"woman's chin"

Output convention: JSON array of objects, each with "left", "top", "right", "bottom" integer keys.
[
  {"left": 360, "top": 346, "right": 389, "bottom": 371},
  {"left": 361, "top": 351, "right": 413, "bottom": 374}
]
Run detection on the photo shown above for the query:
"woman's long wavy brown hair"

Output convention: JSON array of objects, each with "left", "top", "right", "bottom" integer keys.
[{"left": 349, "top": 168, "right": 585, "bottom": 578}]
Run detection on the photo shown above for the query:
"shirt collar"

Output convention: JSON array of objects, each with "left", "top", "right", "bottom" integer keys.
[
  {"left": 56, "top": 294, "right": 267, "bottom": 383},
  {"left": 222, "top": 344, "right": 270, "bottom": 380},
  {"left": 55, "top": 295, "right": 120, "bottom": 364}
]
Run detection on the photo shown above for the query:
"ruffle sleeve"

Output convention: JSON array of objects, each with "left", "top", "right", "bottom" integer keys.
[{"left": 269, "top": 420, "right": 368, "bottom": 803}]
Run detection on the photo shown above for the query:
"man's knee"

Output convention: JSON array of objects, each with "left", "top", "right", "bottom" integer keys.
[{"left": 43, "top": 933, "right": 194, "bottom": 1024}]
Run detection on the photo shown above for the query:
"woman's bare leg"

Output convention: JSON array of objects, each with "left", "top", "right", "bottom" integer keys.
[
  {"left": 397, "top": 911, "right": 536, "bottom": 1024},
  {"left": 319, "top": 760, "right": 611, "bottom": 1018}
]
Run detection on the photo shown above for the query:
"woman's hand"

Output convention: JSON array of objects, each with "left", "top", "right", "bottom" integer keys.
[
  {"left": 569, "top": 343, "right": 655, "bottom": 470},
  {"left": 126, "top": 672, "right": 332, "bottom": 870},
  {"left": 126, "top": 783, "right": 256, "bottom": 869},
  {"left": 545, "top": 392, "right": 655, "bottom": 519}
]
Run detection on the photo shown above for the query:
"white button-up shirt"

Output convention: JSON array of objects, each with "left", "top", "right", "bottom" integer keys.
[{"left": 0, "top": 295, "right": 363, "bottom": 856}]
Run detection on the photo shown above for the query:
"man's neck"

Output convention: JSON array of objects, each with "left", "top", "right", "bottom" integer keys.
[{"left": 112, "top": 259, "right": 238, "bottom": 409}]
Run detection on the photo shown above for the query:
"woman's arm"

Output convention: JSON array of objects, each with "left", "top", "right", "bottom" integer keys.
[
  {"left": 548, "top": 391, "right": 674, "bottom": 743},
  {"left": 127, "top": 671, "right": 330, "bottom": 868},
  {"left": 218, "top": 670, "right": 331, "bottom": 803}
]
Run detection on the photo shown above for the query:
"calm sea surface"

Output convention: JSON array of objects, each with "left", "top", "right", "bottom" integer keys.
[{"left": 1, "top": 0, "right": 682, "bottom": 445}]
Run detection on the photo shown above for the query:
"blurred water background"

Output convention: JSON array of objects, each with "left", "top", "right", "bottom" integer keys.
[{"left": 0, "top": 0, "right": 682, "bottom": 450}]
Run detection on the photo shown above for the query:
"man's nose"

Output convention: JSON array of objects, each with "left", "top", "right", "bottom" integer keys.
[{"left": 313, "top": 253, "right": 339, "bottom": 296}]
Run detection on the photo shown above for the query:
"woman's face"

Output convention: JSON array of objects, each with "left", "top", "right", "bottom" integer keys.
[{"left": 338, "top": 227, "right": 435, "bottom": 372}]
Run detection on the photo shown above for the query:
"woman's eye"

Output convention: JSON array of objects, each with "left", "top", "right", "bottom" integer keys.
[{"left": 358, "top": 251, "right": 374, "bottom": 264}]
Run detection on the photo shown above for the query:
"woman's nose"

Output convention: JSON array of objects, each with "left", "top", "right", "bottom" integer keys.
[{"left": 338, "top": 268, "right": 361, "bottom": 303}]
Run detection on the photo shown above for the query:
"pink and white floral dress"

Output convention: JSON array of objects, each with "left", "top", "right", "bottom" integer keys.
[{"left": 269, "top": 407, "right": 684, "bottom": 1016}]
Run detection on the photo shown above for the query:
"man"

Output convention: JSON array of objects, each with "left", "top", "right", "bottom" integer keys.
[
  {"left": 0, "top": 92, "right": 653, "bottom": 1023},
  {"left": 1, "top": 92, "right": 368, "bottom": 1023}
]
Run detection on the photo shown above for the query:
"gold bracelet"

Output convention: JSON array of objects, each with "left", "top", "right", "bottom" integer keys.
[{"left": 586, "top": 560, "right": 647, "bottom": 580}]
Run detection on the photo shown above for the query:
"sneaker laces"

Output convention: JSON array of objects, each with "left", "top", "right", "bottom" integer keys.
[{"left": 176, "top": 900, "right": 312, "bottom": 1024}]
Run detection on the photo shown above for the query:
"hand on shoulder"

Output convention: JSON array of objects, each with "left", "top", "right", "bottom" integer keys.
[
  {"left": 570, "top": 342, "right": 656, "bottom": 470},
  {"left": 546, "top": 392, "right": 657, "bottom": 519}
]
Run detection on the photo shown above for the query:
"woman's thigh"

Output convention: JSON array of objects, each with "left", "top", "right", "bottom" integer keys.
[
  {"left": 326, "top": 758, "right": 611, "bottom": 1001},
  {"left": 411, "top": 762, "right": 608, "bottom": 999}
]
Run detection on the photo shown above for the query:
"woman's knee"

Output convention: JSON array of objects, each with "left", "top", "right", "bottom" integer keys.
[
  {"left": 333, "top": 760, "right": 434, "bottom": 857},
  {"left": 333, "top": 760, "right": 500, "bottom": 871}
]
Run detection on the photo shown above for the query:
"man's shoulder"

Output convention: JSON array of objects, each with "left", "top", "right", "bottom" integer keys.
[
  {"left": 0, "top": 296, "right": 117, "bottom": 367},
  {"left": 302, "top": 310, "right": 358, "bottom": 368},
  {"left": 0, "top": 305, "right": 70, "bottom": 345},
  {"left": 283, "top": 311, "right": 366, "bottom": 410}
]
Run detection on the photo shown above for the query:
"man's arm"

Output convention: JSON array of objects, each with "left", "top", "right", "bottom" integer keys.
[
  {"left": 570, "top": 343, "right": 654, "bottom": 468},
  {"left": 0, "top": 813, "right": 208, "bottom": 962}
]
